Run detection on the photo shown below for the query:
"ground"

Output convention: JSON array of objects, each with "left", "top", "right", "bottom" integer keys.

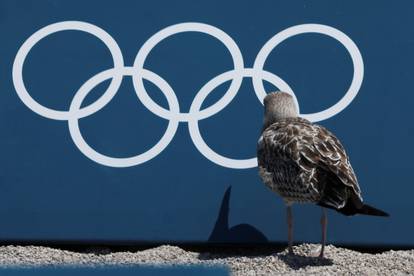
[{"left": 0, "top": 243, "right": 413, "bottom": 275}]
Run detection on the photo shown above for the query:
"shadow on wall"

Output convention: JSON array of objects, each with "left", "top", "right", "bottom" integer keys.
[{"left": 208, "top": 186, "right": 268, "bottom": 243}]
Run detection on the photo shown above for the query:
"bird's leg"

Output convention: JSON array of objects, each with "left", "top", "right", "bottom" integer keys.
[
  {"left": 286, "top": 204, "right": 293, "bottom": 254},
  {"left": 319, "top": 207, "right": 327, "bottom": 258}
]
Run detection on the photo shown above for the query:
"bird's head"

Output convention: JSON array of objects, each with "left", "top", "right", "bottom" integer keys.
[{"left": 263, "top": 91, "right": 298, "bottom": 127}]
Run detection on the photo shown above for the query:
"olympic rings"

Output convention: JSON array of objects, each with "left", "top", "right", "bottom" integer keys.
[{"left": 12, "top": 21, "right": 364, "bottom": 169}]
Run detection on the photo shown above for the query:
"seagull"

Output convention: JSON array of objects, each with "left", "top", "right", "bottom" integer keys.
[{"left": 257, "top": 91, "right": 389, "bottom": 258}]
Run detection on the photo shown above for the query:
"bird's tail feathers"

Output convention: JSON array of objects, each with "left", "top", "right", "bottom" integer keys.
[
  {"left": 319, "top": 200, "right": 390, "bottom": 217},
  {"left": 357, "top": 203, "right": 389, "bottom": 217}
]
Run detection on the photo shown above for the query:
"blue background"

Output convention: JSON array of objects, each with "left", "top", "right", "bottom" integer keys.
[{"left": 0, "top": 0, "right": 412, "bottom": 245}]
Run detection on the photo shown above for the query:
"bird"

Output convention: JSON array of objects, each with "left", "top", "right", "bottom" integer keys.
[{"left": 257, "top": 91, "right": 389, "bottom": 258}]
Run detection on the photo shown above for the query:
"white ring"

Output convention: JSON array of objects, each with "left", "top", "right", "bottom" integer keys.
[
  {"left": 188, "top": 68, "right": 295, "bottom": 169},
  {"left": 68, "top": 67, "right": 179, "bottom": 167},
  {"left": 133, "top": 22, "right": 244, "bottom": 122},
  {"left": 253, "top": 24, "right": 364, "bottom": 122},
  {"left": 12, "top": 21, "right": 124, "bottom": 120}
]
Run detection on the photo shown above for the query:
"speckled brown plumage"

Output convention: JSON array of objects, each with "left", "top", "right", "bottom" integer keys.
[{"left": 257, "top": 116, "right": 387, "bottom": 216}]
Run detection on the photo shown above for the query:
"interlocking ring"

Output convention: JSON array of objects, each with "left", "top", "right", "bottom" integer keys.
[{"left": 12, "top": 21, "right": 364, "bottom": 169}]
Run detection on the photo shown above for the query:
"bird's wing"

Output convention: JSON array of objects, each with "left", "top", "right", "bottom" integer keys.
[
  {"left": 260, "top": 118, "right": 362, "bottom": 201},
  {"left": 305, "top": 122, "right": 362, "bottom": 198}
]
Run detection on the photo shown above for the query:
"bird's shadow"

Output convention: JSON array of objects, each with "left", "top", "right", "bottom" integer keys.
[
  {"left": 278, "top": 253, "right": 333, "bottom": 270},
  {"left": 207, "top": 186, "right": 268, "bottom": 243}
]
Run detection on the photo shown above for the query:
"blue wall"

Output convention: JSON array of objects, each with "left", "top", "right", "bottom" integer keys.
[{"left": 0, "top": 0, "right": 412, "bottom": 245}]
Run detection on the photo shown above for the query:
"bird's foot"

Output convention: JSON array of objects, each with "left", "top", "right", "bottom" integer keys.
[
  {"left": 310, "top": 245, "right": 325, "bottom": 259},
  {"left": 318, "top": 251, "right": 325, "bottom": 259}
]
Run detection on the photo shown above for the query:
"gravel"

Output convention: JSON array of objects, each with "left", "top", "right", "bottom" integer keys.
[{"left": 0, "top": 243, "right": 413, "bottom": 275}]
